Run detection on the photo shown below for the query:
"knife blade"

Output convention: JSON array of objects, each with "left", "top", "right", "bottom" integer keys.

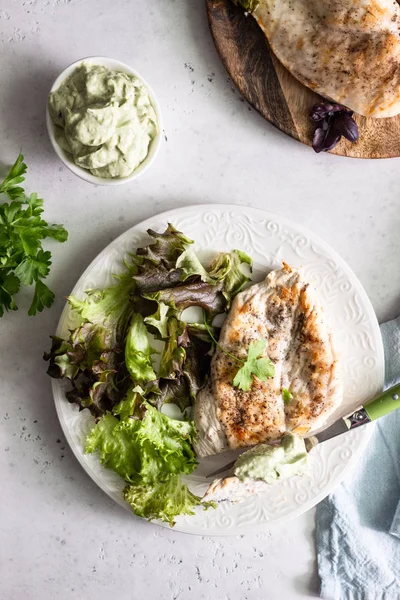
[
  {"left": 207, "top": 382, "right": 400, "bottom": 478},
  {"left": 303, "top": 407, "right": 370, "bottom": 451}
]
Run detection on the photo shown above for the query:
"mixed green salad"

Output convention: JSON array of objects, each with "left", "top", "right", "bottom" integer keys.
[{"left": 44, "top": 225, "right": 252, "bottom": 524}]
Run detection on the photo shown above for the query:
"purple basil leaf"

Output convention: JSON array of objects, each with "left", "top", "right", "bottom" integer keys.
[
  {"left": 322, "top": 128, "right": 342, "bottom": 152},
  {"left": 310, "top": 102, "right": 345, "bottom": 122},
  {"left": 312, "top": 125, "right": 341, "bottom": 153},
  {"left": 310, "top": 99, "right": 358, "bottom": 152},
  {"left": 312, "top": 127, "right": 328, "bottom": 152},
  {"left": 332, "top": 112, "right": 359, "bottom": 143}
]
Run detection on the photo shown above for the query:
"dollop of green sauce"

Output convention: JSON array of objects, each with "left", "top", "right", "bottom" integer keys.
[
  {"left": 48, "top": 63, "right": 158, "bottom": 179},
  {"left": 234, "top": 433, "right": 308, "bottom": 484}
]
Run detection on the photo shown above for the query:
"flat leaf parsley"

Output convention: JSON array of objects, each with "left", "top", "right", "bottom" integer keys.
[
  {"left": 233, "top": 339, "right": 275, "bottom": 392},
  {"left": 0, "top": 154, "right": 68, "bottom": 316},
  {"left": 204, "top": 315, "right": 275, "bottom": 392},
  {"left": 282, "top": 388, "right": 293, "bottom": 404}
]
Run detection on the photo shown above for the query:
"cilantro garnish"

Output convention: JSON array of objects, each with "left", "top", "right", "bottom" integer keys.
[
  {"left": 282, "top": 388, "right": 293, "bottom": 404},
  {"left": 204, "top": 314, "right": 275, "bottom": 392},
  {"left": 0, "top": 153, "right": 68, "bottom": 316},
  {"left": 233, "top": 339, "right": 275, "bottom": 391}
]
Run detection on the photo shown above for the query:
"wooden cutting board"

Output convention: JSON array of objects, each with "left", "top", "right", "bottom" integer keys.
[{"left": 206, "top": 0, "right": 400, "bottom": 159}]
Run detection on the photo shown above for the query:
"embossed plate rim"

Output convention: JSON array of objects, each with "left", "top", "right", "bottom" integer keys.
[{"left": 52, "top": 204, "right": 384, "bottom": 535}]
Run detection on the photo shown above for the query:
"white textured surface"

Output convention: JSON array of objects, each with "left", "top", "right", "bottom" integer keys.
[
  {"left": 0, "top": 0, "right": 399, "bottom": 597},
  {"left": 53, "top": 205, "right": 383, "bottom": 535}
]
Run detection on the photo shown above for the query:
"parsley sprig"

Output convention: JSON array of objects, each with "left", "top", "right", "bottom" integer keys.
[
  {"left": 282, "top": 388, "right": 293, "bottom": 404},
  {"left": 204, "top": 314, "right": 275, "bottom": 392},
  {"left": 0, "top": 153, "right": 68, "bottom": 316}
]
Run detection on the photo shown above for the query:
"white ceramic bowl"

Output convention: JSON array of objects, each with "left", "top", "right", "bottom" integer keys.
[{"left": 46, "top": 56, "right": 162, "bottom": 186}]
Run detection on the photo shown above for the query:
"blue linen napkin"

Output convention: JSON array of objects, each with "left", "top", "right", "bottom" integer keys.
[{"left": 316, "top": 316, "right": 400, "bottom": 600}]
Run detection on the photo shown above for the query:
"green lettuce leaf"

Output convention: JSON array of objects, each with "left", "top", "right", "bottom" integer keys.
[
  {"left": 183, "top": 340, "right": 210, "bottom": 399},
  {"left": 145, "top": 281, "right": 226, "bottom": 320},
  {"left": 67, "top": 268, "right": 136, "bottom": 345},
  {"left": 148, "top": 378, "right": 191, "bottom": 412},
  {"left": 143, "top": 250, "right": 251, "bottom": 319},
  {"left": 44, "top": 269, "right": 136, "bottom": 415},
  {"left": 113, "top": 385, "right": 145, "bottom": 419},
  {"left": 85, "top": 402, "right": 198, "bottom": 485},
  {"left": 132, "top": 263, "right": 183, "bottom": 295},
  {"left": 175, "top": 247, "right": 214, "bottom": 283},
  {"left": 45, "top": 224, "right": 253, "bottom": 524},
  {"left": 144, "top": 301, "right": 170, "bottom": 338},
  {"left": 175, "top": 248, "right": 252, "bottom": 306},
  {"left": 208, "top": 249, "right": 252, "bottom": 307},
  {"left": 132, "top": 224, "right": 192, "bottom": 294},
  {"left": 44, "top": 323, "right": 128, "bottom": 416},
  {"left": 47, "top": 324, "right": 116, "bottom": 379},
  {"left": 146, "top": 323, "right": 213, "bottom": 411},
  {"left": 124, "top": 476, "right": 208, "bottom": 526},
  {"left": 159, "top": 317, "right": 186, "bottom": 379},
  {"left": 136, "top": 224, "right": 193, "bottom": 270},
  {"left": 125, "top": 313, "right": 157, "bottom": 383},
  {"left": 86, "top": 397, "right": 211, "bottom": 525}
]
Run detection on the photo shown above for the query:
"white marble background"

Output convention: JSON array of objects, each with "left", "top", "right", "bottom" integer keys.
[{"left": 0, "top": 1, "right": 399, "bottom": 598}]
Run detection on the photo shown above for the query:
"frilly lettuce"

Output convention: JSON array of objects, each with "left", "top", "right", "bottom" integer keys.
[
  {"left": 144, "top": 281, "right": 226, "bottom": 320},
  {"left": 124, "top": 476, "right": 213, "bottom": 526},
  {"left": 85, "top": 402, "right": 209, "bottom": 524},
  {"left": 86, "top": 402, "right": 198, "bottom": 483},
  {"left": 45, "top": 224, "right": 252, "bottom": 523},
  {"left": 135, "top": 224, "right": 193, "bottom": 270},
  {"left": 176, "top": 247, "right": 215, "bottom": 283},
  {"left": 144, "top": 249, "right": 251, "bottom": 318},
  {"left": 208, "top": 249, "right": 252, "bottom": 307},
  {"left": 44, "top": 268, "right": 136, "bottom": 415},
  {"left": 132, "top": 224, "right": 192, "bottom": 294},
  {"left": 67, "top": 267, "right": 137, "bottom": 341},
  {"left": 112, "top": 385, "right": 145, "bottom": 420}
]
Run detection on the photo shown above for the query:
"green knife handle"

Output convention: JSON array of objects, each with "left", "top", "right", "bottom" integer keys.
[{"left": 364, "top": 383, "right": 400, "bottom": 421}]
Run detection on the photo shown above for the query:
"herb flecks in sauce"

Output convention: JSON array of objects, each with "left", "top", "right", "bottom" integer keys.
[{"left": 48, "top": 63, "right": 158, "bottom": 178}]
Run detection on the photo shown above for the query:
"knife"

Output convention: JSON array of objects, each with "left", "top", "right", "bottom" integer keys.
[{"left": 207, "top": 382, "right": 400, "bottom": 478}]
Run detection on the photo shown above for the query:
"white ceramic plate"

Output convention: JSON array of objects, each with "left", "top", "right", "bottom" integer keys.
[{"left": 52, "top": 205, "right": 384, "bottom": 535}]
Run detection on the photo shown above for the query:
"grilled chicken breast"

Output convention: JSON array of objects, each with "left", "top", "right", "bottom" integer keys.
[
  {"left": 194, "top": 264, "right": 342, "bottom": 458},
  {"left": 245, "top": 0, "right": 400, "bottom": 117}
]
